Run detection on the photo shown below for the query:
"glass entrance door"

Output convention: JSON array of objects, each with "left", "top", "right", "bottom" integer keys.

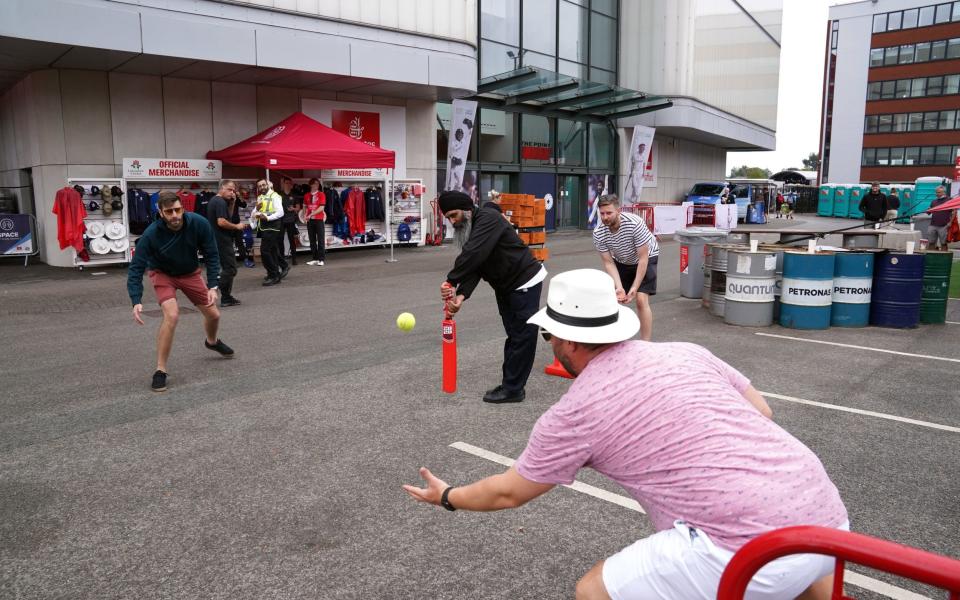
[{"left": 558, "top": 175, "right": 583, "bottom": 229}]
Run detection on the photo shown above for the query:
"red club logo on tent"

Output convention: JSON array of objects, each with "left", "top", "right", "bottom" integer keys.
[{"left": 263, "top": 125, "right": 286, "bottom": 141}]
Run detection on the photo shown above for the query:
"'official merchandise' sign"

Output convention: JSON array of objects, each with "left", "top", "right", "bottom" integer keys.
[
  {"left": 332, "top": 110, "right": 381, "bottom": 147},
  {"left": 123, "top": 158, "right": 222, "bottom": 180},
  {"left": 321, "top": 169, "right": 389, "bottom": 179},
  {"left": 0, "top": 214, "right": 33, "bottom": 255}
]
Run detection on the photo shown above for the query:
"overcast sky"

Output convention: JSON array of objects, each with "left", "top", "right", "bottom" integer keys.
[{"left": 725, "top": 0, "right": 859, "bottom": 174}]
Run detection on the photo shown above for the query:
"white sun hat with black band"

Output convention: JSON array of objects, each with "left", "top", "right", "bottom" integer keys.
[{"left": 528, "top": 269, "right": 639, "bottom": 344}]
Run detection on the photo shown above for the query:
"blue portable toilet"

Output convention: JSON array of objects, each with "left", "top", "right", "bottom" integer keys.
[
  {"left": 833, "top": 185, "right": 850, "bottom": 218},
  {"left": 817, "top": 184, "right": 835, "bottom": 217}
]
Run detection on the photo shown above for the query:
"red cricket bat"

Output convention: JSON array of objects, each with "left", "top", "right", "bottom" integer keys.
[{"left": 441, "top": 283, "right": 457, "bottom": 393}]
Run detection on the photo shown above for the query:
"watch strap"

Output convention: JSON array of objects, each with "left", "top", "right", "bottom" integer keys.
[{"left": 440, "top": 486, "right": 456, "bottom": 511}]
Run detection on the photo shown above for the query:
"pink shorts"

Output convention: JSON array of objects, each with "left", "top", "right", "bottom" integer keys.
[{"left": 148, "top": 269, "right": 212, "bottom": 307}]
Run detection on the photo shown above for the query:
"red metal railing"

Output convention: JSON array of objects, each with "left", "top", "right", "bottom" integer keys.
[
  {"left": 621, "top": 205, "right": 655, "bottom": 231},
  {"left": 717, "top": 526, "right": 960, "bottom": 600}
]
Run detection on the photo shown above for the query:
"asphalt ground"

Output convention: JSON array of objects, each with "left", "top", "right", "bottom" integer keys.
[{"left": 0, "top": 215, "right": 957, "bottom": 599}]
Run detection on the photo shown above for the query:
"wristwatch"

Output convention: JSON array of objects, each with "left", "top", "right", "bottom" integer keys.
[{"left": 440, "top": 486, "right": 456, "bottom": 511}]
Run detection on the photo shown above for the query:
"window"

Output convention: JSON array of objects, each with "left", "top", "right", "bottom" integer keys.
[
  {"left": 592, "top": 0, "right": 616, "bottom": 17},
  {"left": 559, "top": 1, "right": 588, "bottom": 63},
  {"left": 523, "top": 0, "right": 556, "bottom": 56},
  {"left": 936, "top": 145, "right": 953, "bottom": 163},
  {"left": 890, "top": 147, "right": 905, "bottom": 166},
  {"left": 864, "top": 115, "right": 879, "bottom": 133},
  {"left": 899, "top": 44, "right": 915, "bottom": 63},
  {"left": 878, "top": 114, "right": 893, "bottom": 132},
  {"left": 520, "top": 114, "right": 553, "bottom": 166},
  {"left": 884, "top": 46, "right": 899, "bottom": 65},
  {"left": 868, "top": 81, "right": 882, "bottom": 100},
  {"left": 881, "top": 80, "right": 896, "bottom": 99},
  {"left": 924, "top": 111, "right": 940, "bottom": 130},
  {"left": 921, "top": 146, "right": 936, "bottom": 164},
  {"left": 939, "top": 110, "right": 956, "bottom": 129},
  {"left": 478, "top": 109, "right": 517, "bottom": 163},
  {"left": 936, "top": 3, "right": 952, "bottom": 23},
  {"left": 915, "top": 41, "right": 931, "bottom": 61},
  {"left": 558, "top": 59, "right": 588, "bottom": 79},
  {"left": 862, "top": 148, "right": 876, "bottom": 166},
  {"left": 589, "top": 123, "right": 613, "bottom": 168},
  {"left": 903, "top": 8, "right": 919, "bottom": 28},
  {"left": 481, "top": 0, "right": 520, "bottom": 45},
  {"left": 945, "top": 74, "right": 960, "bottom": 94},
  {"left": 928, "top": 75, "right": 944, "bottom": 95},
  {"left": 909, "top": 112, "right": 924, "bottom": 131},
  {"left": 870, "top": 48, "right": 884, "bottom": 67},
  {"left": 905, "top": 146, "right": 920, "bottom": 165},
  {"left": 831, "top": 30, "right": 838, "bottom": 49},
  {"left": 589, "top": 12, "right": 617, "bottom": 70},
  {"left": 911, "top": 78, "right": 927, "bottom": 97},
  {"left": 919, "top": 5, "right": 935, "bottom": 26},
  {"left": 895, "top": 79, "right": 911, "bottom": 98},
  {"left": 949, "top": 38, "right": 960, "bottom": 59},
  {"left": 876, "top": 148, "right": 890, "bottom": 166},
  {"left": 894, "top": 113, "right": 908, "bottom": 131},
  {"left": 873, "top": 13, "right": 887, "bottom": 32},
  {"left": 931, "top": 40, "right": 947, "bottom": 60},
  {"left": 589, "top": 68, "right": 615, "bottom": 85},
  {"left": 481, "top": 39, "right": 518, "bottom": 77},
  {"left": 557, "top": 119, "right": 585, "bottom": 166},
  {"left": 954, "top": 1, "right": 960, "bottom": 21},
  {"left": 888, "top": 11, "right": 903, "bottom": 30}
]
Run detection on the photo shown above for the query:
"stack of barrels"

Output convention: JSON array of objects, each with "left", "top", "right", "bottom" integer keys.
[{"left": 704, "top": 242, "right": 953, "bottom": 329}]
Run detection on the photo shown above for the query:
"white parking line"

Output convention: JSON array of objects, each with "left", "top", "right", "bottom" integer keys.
[
  {"left": 755, "top": 332, "right": 960, "bottom": 364},
  {"left": 450, "top": 441, "right": 932, "bottom": 600},
  {"left": 760, "top": 392, "right": 960, "bottom": 434},
  {"left": 947, "top": 321, "right": 960, "bottom": 325}
]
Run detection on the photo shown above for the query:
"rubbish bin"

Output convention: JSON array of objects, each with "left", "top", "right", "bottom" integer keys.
[{"left": 675, "top": 227, "right": 730, "bottom": 298}]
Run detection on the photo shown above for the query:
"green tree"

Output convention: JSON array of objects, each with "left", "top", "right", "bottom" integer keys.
[
  {"left": 801, "top": 152, "right": 819, "bottom": 171},
  {"left": 729, "top": 165, "right": 772, "bottom": 178}
]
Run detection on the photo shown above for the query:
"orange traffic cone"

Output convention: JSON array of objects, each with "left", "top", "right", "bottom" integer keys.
[{"left": 544, "top": 358, "right": 574, "bottom": 379}]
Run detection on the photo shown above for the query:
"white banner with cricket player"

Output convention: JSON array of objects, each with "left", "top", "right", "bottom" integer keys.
[
  {"left": 444, "top": 99, "right": 478, "bottom": 192},
  {"left": 623, "top": 125, "right": 655, "bottom": 206}
]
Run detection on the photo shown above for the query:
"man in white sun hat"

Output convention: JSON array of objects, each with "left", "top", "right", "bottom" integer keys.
[{"left": 404, "top": 269, "right": 848, "bottom": 600}]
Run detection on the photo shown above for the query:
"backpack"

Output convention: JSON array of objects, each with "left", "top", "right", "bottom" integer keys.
[{"left": 397, "top": 222, "right": 412, "bottom": 242}]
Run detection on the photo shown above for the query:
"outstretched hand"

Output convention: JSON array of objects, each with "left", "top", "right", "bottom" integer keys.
[{"left": 402, "top": 467, "right": 449, "bottom": 506}]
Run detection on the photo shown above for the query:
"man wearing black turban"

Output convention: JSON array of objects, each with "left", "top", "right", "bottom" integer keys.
[{"left": 439, "top": 190, "right": 546, "bottom": 404}]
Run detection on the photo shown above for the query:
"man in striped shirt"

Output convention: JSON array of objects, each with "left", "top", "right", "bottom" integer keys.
[{"left": 593, "top": 194, "right": 659, "bottom": 340}]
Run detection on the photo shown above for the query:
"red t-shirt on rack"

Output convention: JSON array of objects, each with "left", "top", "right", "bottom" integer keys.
[
  {"left": 52, "top": 186, "right": 87, "bottom": 251},
  {"left": 346, "top": 187, "right": 366, "bottom": 236},
  {"left": 177, "top": 190, "right": 197, "bottom": 213}
]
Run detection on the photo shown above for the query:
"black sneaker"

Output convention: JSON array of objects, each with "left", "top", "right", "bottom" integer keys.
[
  {"left": 220, "top": 297, "right": 241, "bottom": 307},
  {"left": 483, "top": 388, "right": 525, "bottom": 404},
  {"left": 262, "top": 278, "right": 280, "bottom": 286},
  {"left": 280, "top": 265, "right": 290, "bottom": 280},
  {"left": 151, "top": 370, "right": 168, "bottom": 392},
  {"left": 205, "top": 339, "right": 235, "bottom": 357},
  {"left": 482, "top": 385, "right": 504, "bottom": 402}
]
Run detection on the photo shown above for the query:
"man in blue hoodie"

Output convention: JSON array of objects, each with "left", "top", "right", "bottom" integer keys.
[{"left": 128, "top": 191, "right": 235, "bottom": 392}]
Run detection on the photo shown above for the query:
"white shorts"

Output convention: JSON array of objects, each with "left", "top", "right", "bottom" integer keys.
[{"left": 602, "top": 520, "right": 851, "bottom": 600}]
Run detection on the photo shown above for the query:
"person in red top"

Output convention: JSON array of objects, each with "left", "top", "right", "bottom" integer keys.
[
  {"left": 52, "top": 186, "right": 87, "bottom": 254},
  {"left": 302, "top": 178, "right": 326, "bottom": 266}
]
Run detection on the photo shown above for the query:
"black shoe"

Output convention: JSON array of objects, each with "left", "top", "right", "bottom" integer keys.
[
  {"left": 290, "top": 255, "right": 297, "bottom": 265},
  {"left": 262, "top": 277, "right": 280, "bottom": 286},
  {"left": 205, "top": 338, "right": 235, "bottom": 357},
  {"left": 220, "top": 297, "right": 241, "bottom": 307},
  {"left": 263, "top": 275, "right": 272, "bottom": 281},
  {"left": 482, "top": 385, "right": 504, "bottom": 401},
  {"left": 151, "top": 370, "right": 168, "bottom": 392},
  {"left": 280, "top": 265, "right": 290, "bottom": 280},
  {"left": 483, "top": 388, "right": 525, "bottom": 404}
]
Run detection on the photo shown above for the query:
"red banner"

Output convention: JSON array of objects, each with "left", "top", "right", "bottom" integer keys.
[
  {"left": 332, "top": 110, "right": 381, "bottom": 147},
  {"left": 521, "top": 145, "right": 551, "bottom": 160},
  {"left": 680, "top": 245, "right": 689, "bottom": 274}
]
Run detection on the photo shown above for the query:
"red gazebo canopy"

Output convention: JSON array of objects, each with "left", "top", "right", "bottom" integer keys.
[
  {"left": 206, "top": 112, "right": 395, "bottom": 170},
  {"left": 927, "top": 195, "right": 960, "bottom": 212}
]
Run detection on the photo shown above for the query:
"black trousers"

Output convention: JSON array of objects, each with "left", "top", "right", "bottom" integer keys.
[
  {"left": 282, "top": 220, "right": 298, "bottom": 256},
  {"left": 215, "top": 237, "right": 237, "bottom": 299},
  {"left": 307, "top": 220, "right": 325, "bottom": 261},
  {"left": 234, "top": 230, "right": 248, "bottom": 260},
  {"left": 494, "top": 281, "right": 543, "bottom": 393},
  {"left": 260, "top": 229, "right": 282, "bottom": 279}
]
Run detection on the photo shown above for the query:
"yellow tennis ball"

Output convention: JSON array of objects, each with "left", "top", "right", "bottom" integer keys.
[{"left": 396, "top": 312, "right": 416, "bottom": 332}]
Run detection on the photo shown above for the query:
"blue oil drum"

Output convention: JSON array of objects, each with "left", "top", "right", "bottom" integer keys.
[
  {"left": 817, "top": 184, "right": 834, "bottom": 217},
  {"left": 870, "top": 251, "right": 924, "bottom": 328},
  {"left": 831, "top": 252, "right": 874, "bottom": 327},
  {"left": 833, "top": 186, "right": 850, "bottom": 218},
  {"left": 780, "top": 251, "right": 836, "bottom": 329}
]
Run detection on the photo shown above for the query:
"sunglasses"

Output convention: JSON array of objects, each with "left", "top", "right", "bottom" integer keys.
[{"left": 540, "top": 329, "right": 553, "bottom": 342}]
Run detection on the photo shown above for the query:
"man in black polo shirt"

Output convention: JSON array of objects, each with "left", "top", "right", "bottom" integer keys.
[
  {"left": 206, "top": 179, "right": 249, "bottom": 307},
  {"left": 439, "top": 191, "right": 546, "bottom": 404},
  {"left": 279, "top": 176, "right": 301, "bottom": 265}
]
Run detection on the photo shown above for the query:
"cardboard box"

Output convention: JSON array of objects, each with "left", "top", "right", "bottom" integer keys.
[{"left": 531, "top": 248, "right": 550, "bottom": 261}]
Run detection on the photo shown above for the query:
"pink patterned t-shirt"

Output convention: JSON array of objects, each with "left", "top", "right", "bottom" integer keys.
[{"left": 514, "top": 341, "right": 847, "bottom": 551}]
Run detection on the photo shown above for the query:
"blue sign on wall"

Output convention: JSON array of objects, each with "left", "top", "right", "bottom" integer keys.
[
  {"left": 0, "top": 214, "right": 34, "bottom": 255},
  {"left": 520, "top": 173, "right": 556, "bottom": 232}
]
